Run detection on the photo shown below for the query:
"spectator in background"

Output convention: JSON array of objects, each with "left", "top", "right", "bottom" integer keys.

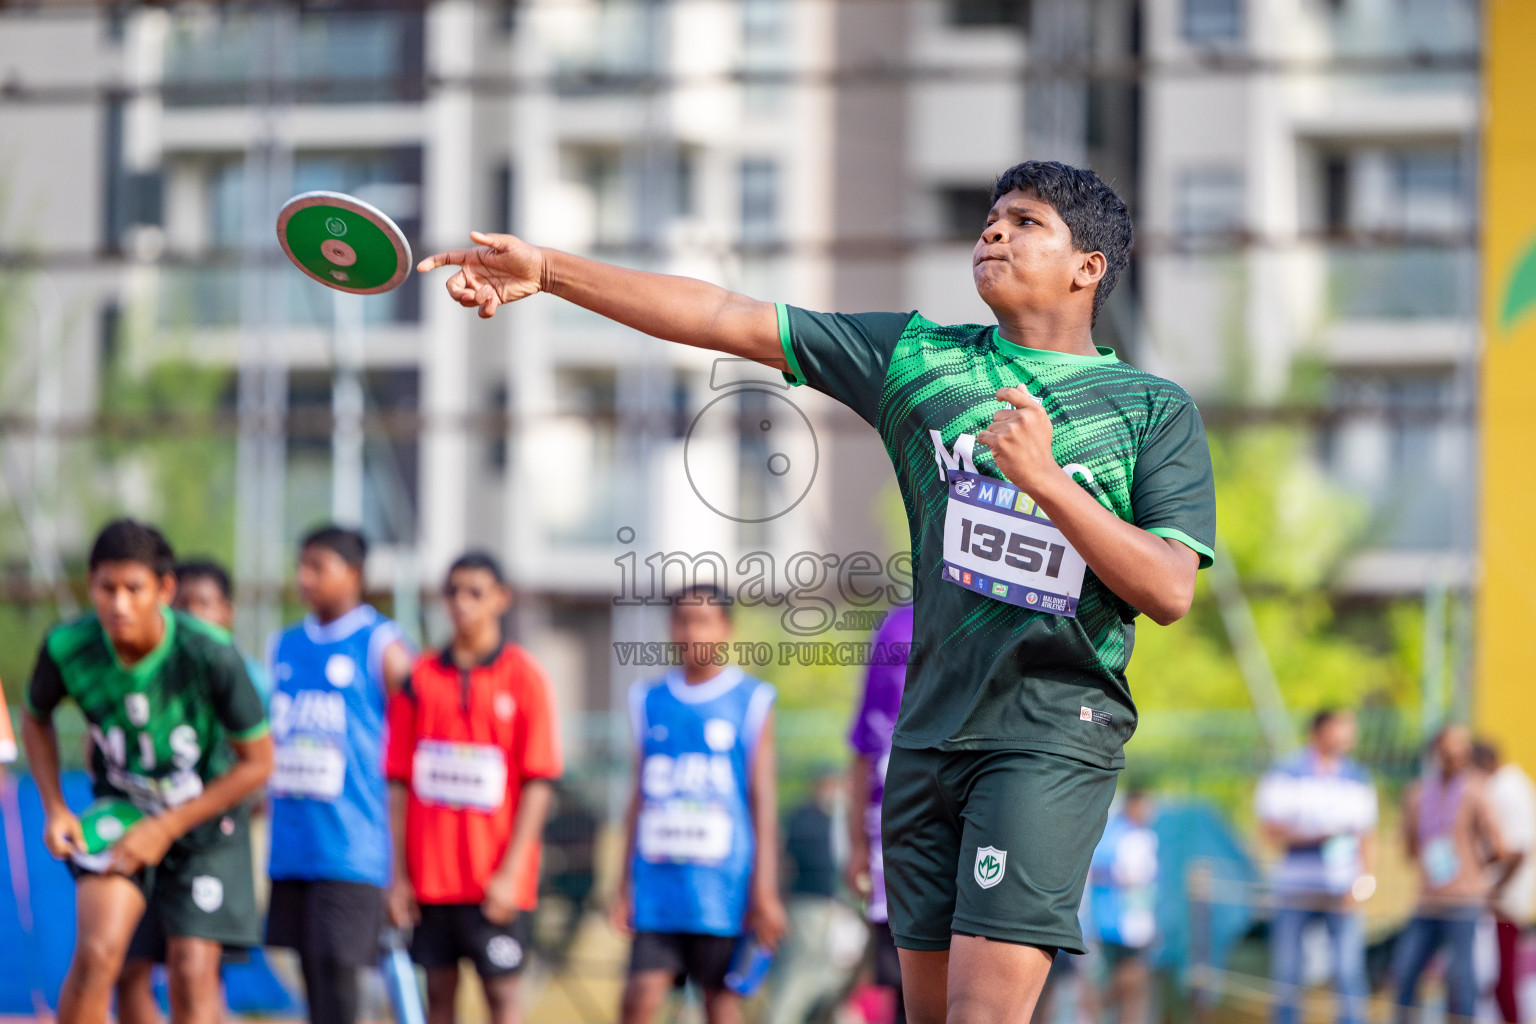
[
  {"left": 1393, "top": 723, "right": 1509, "bottom": 1022},
  {"left": 1255, "top": 708, "right": 1377, "bottom": 1024},
  {"left": 770, "top": 770, "right": 861, "bottom": 1024},
  {"left": 175, "top": 559, "right": 271, "bottom": 706},
  {"left": 540, "top": 783, "right": 600, "bottom": 966},
  {"left": 610, "top": 586, "right": 786, "bottom": 1024},
  {"left": 265, "top": 526, "right": 414, "bottom": 1024},
  {"left": 386, "top": 552, "right": 562, "bottom": 1024},
  {"left": 1474, "top": 739, "right": 1534, "bottom": 1024},
  {"left": 846, "top": 605, "right": 913, "bottom": 1024},
  {"left": 1086, "top": 787, "right": 1159, "bottom": 1024}
]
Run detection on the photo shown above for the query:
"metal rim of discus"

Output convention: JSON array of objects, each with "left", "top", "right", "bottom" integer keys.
[{"left": 275, "top": 190, "right": 413, "bottom": 295}]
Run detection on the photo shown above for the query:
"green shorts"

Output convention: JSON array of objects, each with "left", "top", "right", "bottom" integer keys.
[
  {"left": 881, "top": 746, "right": 1118, "bottom": 955},
  {"left": 77, "top": 803, "right": 260, "bottom": 950}
]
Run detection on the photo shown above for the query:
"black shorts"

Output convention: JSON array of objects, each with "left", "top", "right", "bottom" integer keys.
[
  {"left": 411, "top": 904, "right": 532, "bottom": 978},
  {"left": 266, "top": 879, "right": 385, "bottom": 967},
  {"left": 871, "top": 921, "right": 903, "bottom": 990},
  {"left": 125, "top": 902, "right": 249, "bottom": 965},
  {"left": 882, "top": 746, "right": 1118, "bottom": 956},
  {"left": 629, "top": 931, "right": 739, "bottom": 991}
]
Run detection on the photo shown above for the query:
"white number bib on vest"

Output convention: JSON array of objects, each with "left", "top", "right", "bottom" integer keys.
[
  {"left": 941, "top": 471, "right": 1088, "bottom": 617},
  {"left": 638, "top": 800, "right": 734, "bottom": 864},
  {"left": 271, "top": 737, "right": 346, "bottom": 800},
  {"left": 412, "top": 741, "right": 508, "bottom": 812}
]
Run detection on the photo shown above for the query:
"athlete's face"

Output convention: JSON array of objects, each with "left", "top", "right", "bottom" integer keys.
[
  {"left": 444, "top": 567, "right": 511, "bottom": 636},
  {"left": 972, "top": 189, "right": 1106, "bottom": 323},
  {"left": 670, "top": 602, "right": 732, "bottom": 672},
  {"left": 1313, "top": 712, "right": 1357, "bottom": 757},
  {"left": 174, "top": 576, "right": 234, "bottom": 631},
  {"left": 1436, "top": 724, "right": 1472, "bottom": 772},
  {"left": 89, "top": 561, "right": 174, "bottom": 652},
  {"left": 297, "top": 545, "right": 363, "bottom": 620}
]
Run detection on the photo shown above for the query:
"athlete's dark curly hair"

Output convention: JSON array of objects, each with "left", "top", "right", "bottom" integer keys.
[
  {"left": 990, "top": 160, "right": 1133, "bottom": 326},
  {"left": 90, "top": 519, "right": 176, "bottom": 577}
]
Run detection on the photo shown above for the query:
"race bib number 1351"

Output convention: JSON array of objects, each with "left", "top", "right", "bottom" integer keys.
[{"left": 941, "top": 471, "right": 1088, "bottom": 617}]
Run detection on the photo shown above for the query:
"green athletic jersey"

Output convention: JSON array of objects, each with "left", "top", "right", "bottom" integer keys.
[
  {"left": 778, "top": 306, "right": 1216, "bottom": 768},
  {"left": 26, "top": 608, "right": 268, "bottom": 839}
]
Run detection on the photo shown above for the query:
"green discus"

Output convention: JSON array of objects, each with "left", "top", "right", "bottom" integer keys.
[
  {"left": 69, "top": 798, "right": 147, "bottom": 872},
  {"left": 276, "top": 190, "right": 412, "bottom": 294}
]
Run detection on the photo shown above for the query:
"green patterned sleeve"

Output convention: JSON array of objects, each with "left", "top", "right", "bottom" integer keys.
[
  {"left": 1131, "top": 398, "right": 1217, "bottom": 568},
  {"left": 777, "top": 304, "right": 916, "bottom": 425}
]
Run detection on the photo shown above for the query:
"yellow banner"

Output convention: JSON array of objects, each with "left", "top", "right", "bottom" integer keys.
[{"left": 1477, "top": 0, "right": 1536, "bottom": 773}]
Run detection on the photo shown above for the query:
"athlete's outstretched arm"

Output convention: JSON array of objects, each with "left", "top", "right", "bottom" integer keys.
[
  {"left": 980, "top": 387, "right": 1199, "bottom": 625},
  {"left": 417, "top": 233, "right": 784, "bottom": 368}
]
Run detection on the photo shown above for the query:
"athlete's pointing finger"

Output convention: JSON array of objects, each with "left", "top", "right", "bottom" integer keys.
[{"left": 417, "top": 248, "right": 475, "bottom": 274}]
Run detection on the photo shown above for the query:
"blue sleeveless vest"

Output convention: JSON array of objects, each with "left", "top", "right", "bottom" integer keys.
[
  {"left": 267, "top": 605, "right": 403, "bottom": 886},
  {"left": 629, "top": 667, "right": 776, "bottom": 936}
]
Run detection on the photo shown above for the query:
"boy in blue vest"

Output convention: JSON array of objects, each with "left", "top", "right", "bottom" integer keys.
[
  {"left": 609, "top": 585, "right": 788, "bottom": 1024},
  {"left": 265, "top": 525, "right": 414, "bottom": 1024}
]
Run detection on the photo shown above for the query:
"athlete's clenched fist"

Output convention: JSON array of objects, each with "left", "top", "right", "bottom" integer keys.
[{"left": 976, "top": 385, "right": 1059, "bottom": 494}]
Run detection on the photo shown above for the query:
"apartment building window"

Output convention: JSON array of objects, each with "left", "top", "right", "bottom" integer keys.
[
  {"left": 494, "top": 163, "right": 515, "bottom": 235},
  {"left": 1176, "top": 168, "right": 1244, "bottom": 237},
  {"left": 574, "top": 148, "right": 630, "bottom": 248},
  {"left": 743, "top": 0, "right": 789, "bottom": 49},
  {"left": 103, "top": 96, "right": 163, "bottom": 253},
  {"left": 1393, "top": 149, "right": 1469, "bottom": 234},
  {"left": 673, "top": 148, "right": 698, "bottom": 220},
  {"left": 1323, "top": 370, "right": 1463, "bottom": 549},
  {"left": 740, "top": 159, "right": 780, "bottom": 245},
  {"left": 946, "top": 0, "right": 1029, "bottom": 27},
  {"left": 939, "top": 186, "right": 997, "bottom": 241},
  {"left": 162, "top": 6, "right": 426, "bottom": 106},
  {"left": 1183, "top": 0, "right": 1243, "bottom": 42}
]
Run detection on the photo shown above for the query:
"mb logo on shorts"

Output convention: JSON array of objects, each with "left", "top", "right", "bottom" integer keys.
[{"left": 973, "top": 846, "right": 1007, "bottom": 890}]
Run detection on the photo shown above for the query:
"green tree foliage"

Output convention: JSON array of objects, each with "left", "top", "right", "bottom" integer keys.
[{"left": 1131, "top": 426, "right": 1420, "bottom": 716}]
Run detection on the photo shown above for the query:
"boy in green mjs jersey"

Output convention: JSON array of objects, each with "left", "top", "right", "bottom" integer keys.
[
  {"left": 21, "top": 520, "right": 274, "bottom": 1024},
  {"left": 416, "top": 160, "right": 1216, "bottom": 1024}
]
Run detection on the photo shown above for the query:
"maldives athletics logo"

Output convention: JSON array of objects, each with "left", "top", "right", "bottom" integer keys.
[
  {"left": 1500, "top": 232, "right": 1536, "bottom": 337},
  {"left": 973, "top": 846, "right": 1007, "bottom": 890}
]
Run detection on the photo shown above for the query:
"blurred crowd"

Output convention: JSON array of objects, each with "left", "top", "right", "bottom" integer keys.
[{"left": 12, "top": 516, "right": 1536, "bottom": 1024}]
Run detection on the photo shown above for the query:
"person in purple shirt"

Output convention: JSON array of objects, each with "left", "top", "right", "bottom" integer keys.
[{"left": 846, "top": 604, "right": 915, "bottom": 1023}]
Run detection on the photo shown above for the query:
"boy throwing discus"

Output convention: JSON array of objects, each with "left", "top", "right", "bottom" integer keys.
[
  {"left": 419, "top": 160, "right": 1216, "bottom": 1024},
  {"left": 20, "top": 520, "right": 273, "bottom": 1024}
]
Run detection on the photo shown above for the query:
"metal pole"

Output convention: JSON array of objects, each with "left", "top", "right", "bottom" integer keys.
[
  {"left": 232, "top": 3, "right": 293, "bottom": 652},
  {"left": 331, "top": 290, "right": 365, "bottom": 526},
  {"left": 1209, "top": 538, "right": 1296, "bottom": 757}
]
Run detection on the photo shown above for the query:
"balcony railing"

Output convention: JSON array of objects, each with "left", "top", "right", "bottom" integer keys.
[
  {"left": 1326, "top": 0, "right": 1478, "bottom": 59},
  {"left": 162, "top": 9, "right": 426, "bottom": 106},
  {"left": 1326, "top": 244, "right": 1475, "bottom": 321},
  {"left": 156, "top": 266, "right": 418, "bottom": 328}
]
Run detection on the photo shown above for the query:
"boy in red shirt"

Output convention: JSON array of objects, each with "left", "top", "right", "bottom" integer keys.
[{"left": 386, "top": 552, "right": 563, "bottom": 1024}]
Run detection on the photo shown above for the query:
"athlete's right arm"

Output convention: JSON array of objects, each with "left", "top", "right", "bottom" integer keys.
[
  {"left": 20, "top": 712, "right": 82, "bottom": 859},
  {"left": 607, "top": 765, "right": 642, "bottom": 936},
  {"left": 22, "top": 646, "right": 82, "bottom": 859},
  {"left": 417, "top": 233, "right": 785, "bottom": 369},
  {"left": 386, "top": 783, "right": 417, "bottom": 928},
  {"left": 845, "top": 754, "right": 872, "bottom": 897}
]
